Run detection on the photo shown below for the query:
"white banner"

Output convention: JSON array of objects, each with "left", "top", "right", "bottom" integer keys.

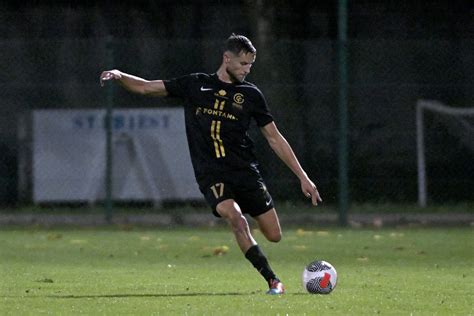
[{"left": 33, "top": 108, "right": 202, "bottom": 203}]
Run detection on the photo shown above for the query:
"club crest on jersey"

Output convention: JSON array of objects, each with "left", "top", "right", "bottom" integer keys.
[
  {"left": 232, "top": 93, "right": 244, "bottom": 110},
  {"left": 233, "top": 93, "right": 244, "bottom": 104}
]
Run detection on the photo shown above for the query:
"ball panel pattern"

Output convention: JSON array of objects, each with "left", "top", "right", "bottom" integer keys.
[
  {"left": 303, "top": 260, "right": 337, "bottom": 294},
  {"left": 307, "top": 261, "right": 332, "bottom": 272},
  {"left": 306, "top": 278, "right": 333, "bottom": 294}
]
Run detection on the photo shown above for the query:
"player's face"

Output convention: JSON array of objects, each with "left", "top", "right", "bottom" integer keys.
[{"left": 225, "top": 51, "right": 256, "bottom": 83}]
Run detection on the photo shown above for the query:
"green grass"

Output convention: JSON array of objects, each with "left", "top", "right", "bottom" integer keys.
[{"left": 1, "top": 227, "right": 473, "bottom": 315}]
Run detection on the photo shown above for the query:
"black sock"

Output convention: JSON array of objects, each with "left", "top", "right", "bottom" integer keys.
[{"left": 245, "top": 245, "right": 276, "bottom": 282}]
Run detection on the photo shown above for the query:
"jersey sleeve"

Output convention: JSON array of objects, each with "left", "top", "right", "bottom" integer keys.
[
  {"left": 252, "top": 88, "right": 274, "bottom": 127},
  {"left": 163, "top": 74, "right": 195, "bottom": 98}
]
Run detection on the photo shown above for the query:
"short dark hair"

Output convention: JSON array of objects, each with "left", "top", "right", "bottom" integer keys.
[{"left": 224, "top": 33, "right": 256, "bottom": 55}]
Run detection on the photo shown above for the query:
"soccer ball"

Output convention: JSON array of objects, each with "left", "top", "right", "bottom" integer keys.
[{"left": 302, "top": 260, "right": 337, "bottom": 294}]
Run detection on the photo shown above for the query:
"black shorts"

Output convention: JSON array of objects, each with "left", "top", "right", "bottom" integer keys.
[{"left": 197, "top": 169, "right": 274, "bottom": 218}]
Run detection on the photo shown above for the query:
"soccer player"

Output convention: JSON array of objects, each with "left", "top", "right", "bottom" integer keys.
[{"left": 100, "top": 34, "right": 322, "bottom": 295}]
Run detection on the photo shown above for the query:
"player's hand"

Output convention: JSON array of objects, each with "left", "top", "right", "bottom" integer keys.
[
  {"left": 301, "top": 178, "right": 322, "bottom": 206},
  {"left": 100, "top": 70, "right": 122, "bottom": 87}
]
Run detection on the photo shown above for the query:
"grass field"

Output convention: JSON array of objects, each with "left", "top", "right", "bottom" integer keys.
[{"left": 1, "top": 227, "right": 473, "bottom": 315}]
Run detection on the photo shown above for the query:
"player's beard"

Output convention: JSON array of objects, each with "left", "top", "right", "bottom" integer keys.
[{"left": 226, "top": 68, "right": 245, "bottom": 83}]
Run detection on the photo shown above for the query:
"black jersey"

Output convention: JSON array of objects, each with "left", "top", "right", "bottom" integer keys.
[{"left": 163, "top": 73, "right": 273, "bottom": 179}]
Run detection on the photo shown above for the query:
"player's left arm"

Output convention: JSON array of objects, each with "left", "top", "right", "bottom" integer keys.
[{"left": 260, "top": 122, "right": 322, "bottom": 206}]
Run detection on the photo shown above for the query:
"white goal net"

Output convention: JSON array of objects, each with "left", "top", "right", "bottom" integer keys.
[{"left": 416, "top": 100, "right": 474, "bottom": 207}]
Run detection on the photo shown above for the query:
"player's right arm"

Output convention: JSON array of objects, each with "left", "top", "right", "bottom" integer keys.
[{"left": 100, "top": 69, "right": 168, "bottom": 97}]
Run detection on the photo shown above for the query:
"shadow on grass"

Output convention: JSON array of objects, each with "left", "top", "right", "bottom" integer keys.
[
  {"left": 6, "top": 292, "right": 308, "bottom": 299},
  {"left": 47, "top": 292, "right": 250, "bottom": 298}
]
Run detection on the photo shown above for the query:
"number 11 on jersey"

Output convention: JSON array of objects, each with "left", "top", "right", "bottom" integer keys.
[{"left": 211, "top": 120, "right": 225, "bottom": 158}]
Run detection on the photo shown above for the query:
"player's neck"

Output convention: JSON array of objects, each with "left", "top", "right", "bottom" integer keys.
[{"left": 216, "top": 67, "right": 234, "bottom": 84}]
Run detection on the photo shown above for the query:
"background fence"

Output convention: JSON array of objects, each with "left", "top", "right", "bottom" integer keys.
[{"left": 1, "top": 1, "right": 473, "bottom": 208}]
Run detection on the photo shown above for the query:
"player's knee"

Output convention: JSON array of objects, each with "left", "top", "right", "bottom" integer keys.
[
  {"left": 216, "top": 202, "right": 248, "bottom": 232},
  {"left": 266, "top": 230, "right": 282, "bottom": 243},
  {"left": 226, "top": 213, "right": 250, "bottom": 236},
  {"left": 270, "top": 234, "right": 282, "bottom": 243},
  {"left": 232, "top": 213, "right": 249, "bottom": 232}
]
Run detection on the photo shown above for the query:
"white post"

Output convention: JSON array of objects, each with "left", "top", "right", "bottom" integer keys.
[
  {"left": 416, "top": 100, "right": 474, "bottom": 207},
  {"left": 416, "top": 101, "right": 427, "bottom": 207}
]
